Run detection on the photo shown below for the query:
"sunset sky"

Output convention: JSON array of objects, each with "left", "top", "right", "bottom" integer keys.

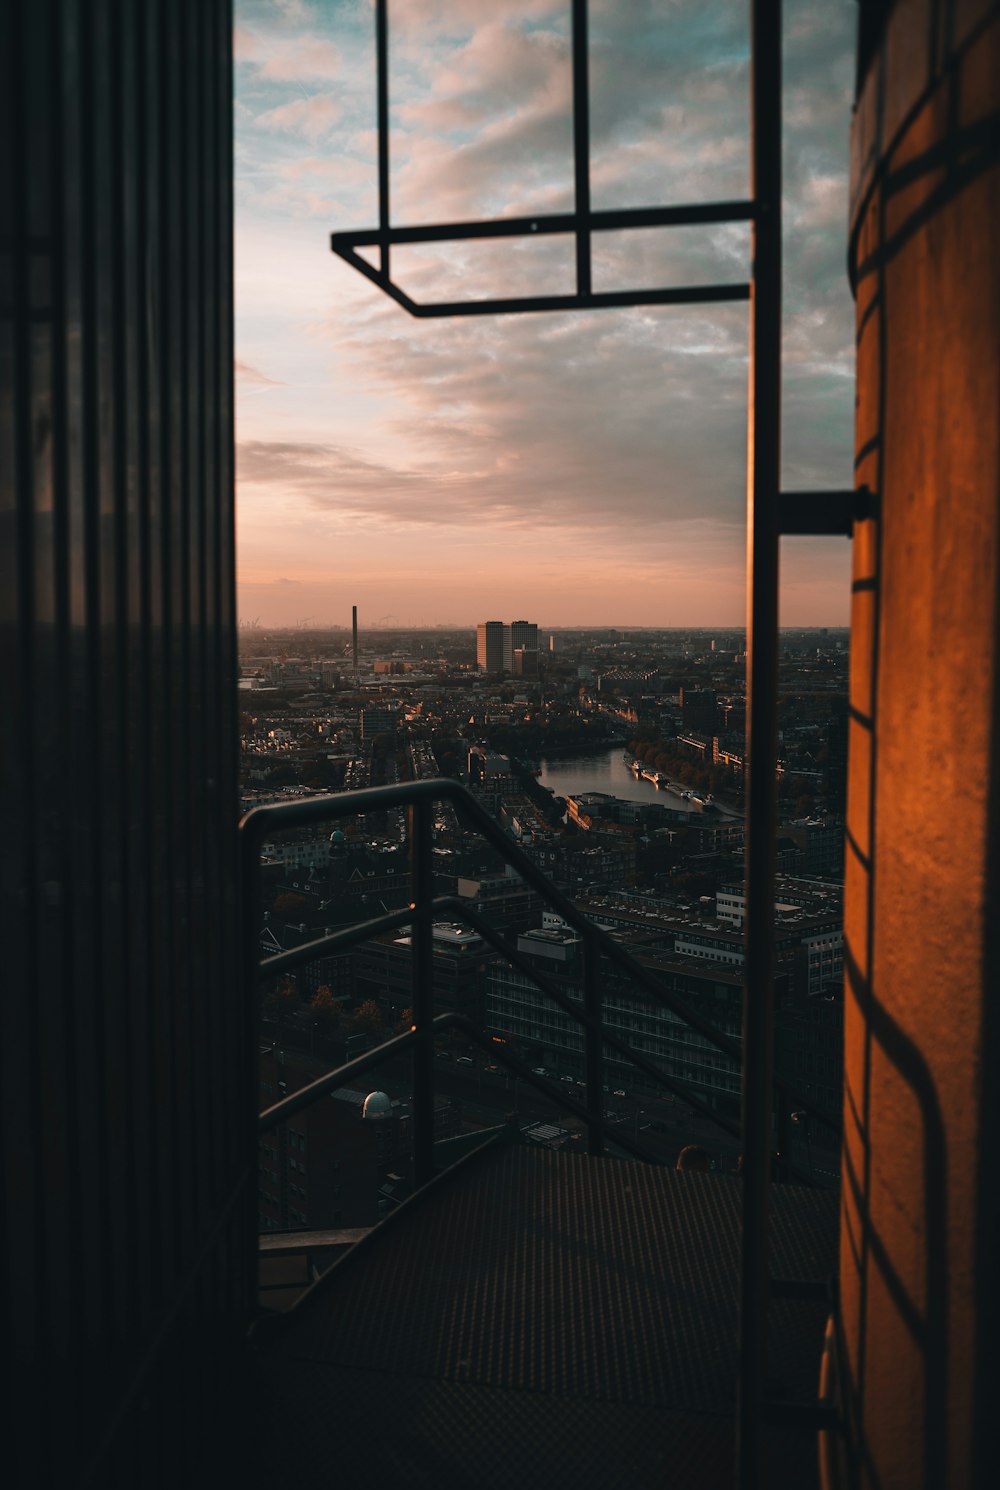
[{"left": 234, "top": 0, "right": 857, "bottom": 629}]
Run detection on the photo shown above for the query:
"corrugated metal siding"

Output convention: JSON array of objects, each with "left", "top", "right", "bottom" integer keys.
[{"left": 1, "top": 3, "right": 248, "bottom": 1483}]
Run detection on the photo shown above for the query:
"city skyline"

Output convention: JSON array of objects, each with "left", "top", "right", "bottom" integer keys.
[
  {"left": 238, "top": 616, "right": 851, "bottom": 633},
  {"left": 235, "top": 0, "right": 857, "bottom": 627}
]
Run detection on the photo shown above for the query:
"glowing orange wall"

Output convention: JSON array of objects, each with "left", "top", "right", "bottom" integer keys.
[{"left": 842, "top": 3, "right": 1000, "bottom": 1486}]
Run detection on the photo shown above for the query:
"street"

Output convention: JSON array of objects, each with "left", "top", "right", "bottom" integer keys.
[{"left": 343, "top": 1054, "right": 839, "bottom": 1183}]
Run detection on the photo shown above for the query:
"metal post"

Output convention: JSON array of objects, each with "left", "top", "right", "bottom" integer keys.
[
  {"left": 376, "top": 0, "right": 390, "bottom": 279},
  {"left": 241, "top": 827, "right": 264, "bottom": 1316},
  {"left": 571, "top": 0, "right": 591, "bottom": 298},
  {"left": 738, "top": 1, "right": 782, "bottom": 1486},
  {"left": 775, "top": 1086, "right": 792, "bottom": 1184},
  {"left": 409, "top": 797, "right": 435, "bottom": 1187},
  {"left": 582, "top": 930, "right": 603, "bottom": 1156}
]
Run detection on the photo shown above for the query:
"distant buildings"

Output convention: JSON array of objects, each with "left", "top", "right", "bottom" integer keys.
[
  {"left": 467, "top": 744, "right": 513, "bottom": 782},
  {"left": 258, "top": 1048, "right": 461, "bottom": 1232},
  {"left": 597, "top": 667, "right": 662, "bottom": 695},
  {"left": 354, "top": 921, "right": 494, "bottom": 1028},
  {"left": 477, "top": 618, "right": 538, "bottom": 672},
  {"left": 359, "top": 704, "right": 399, "bottom": 739},
  {"left": 484, "top": 924, "right": 747, "bottom": 1115},
  {"left": 507, "top": 619, "right": 538, "bottom": 669},
  {"left": 483, "top": 879, "right": 844, "bottom": 1124},
  {"left": 680, "top": 687, "right": 720, "bottom": 734}
]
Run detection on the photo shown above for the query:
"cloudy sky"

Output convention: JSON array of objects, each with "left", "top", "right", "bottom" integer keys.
[{"left": 234, "top": 0, "right": 857, "bottom": 628}]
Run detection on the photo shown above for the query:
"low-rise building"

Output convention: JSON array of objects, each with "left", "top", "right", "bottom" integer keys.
[
  {"left": 353, "top": 921, "right": 496, "bottom": 1027},
  {"left": 484, "top": 925, "right": 745, "bottom": 1115}
]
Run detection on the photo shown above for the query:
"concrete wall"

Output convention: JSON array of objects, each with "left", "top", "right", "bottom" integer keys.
[
  {"left": 842, "top": 4, "right": 1000, "bottom": 1487},
  {"left": 2, "top": 4, "right": 247, "bottom": 1484}
]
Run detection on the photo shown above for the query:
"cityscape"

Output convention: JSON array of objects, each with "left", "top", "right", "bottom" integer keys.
[
  {"left": 6, "top": 2, "right": 996, "bottom": 1487},
  {"left": 246, "top": 616, "right": 848, "bottom": 1239}
]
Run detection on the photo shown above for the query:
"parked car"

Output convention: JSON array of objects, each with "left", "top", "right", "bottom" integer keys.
[{"left": 456, "top": 1056, "right": 474, "bottom": 1066}]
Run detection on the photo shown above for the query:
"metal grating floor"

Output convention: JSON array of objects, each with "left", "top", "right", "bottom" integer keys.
[{"left": 251, "top": 1144, "right": 837, "bottom": 1489}]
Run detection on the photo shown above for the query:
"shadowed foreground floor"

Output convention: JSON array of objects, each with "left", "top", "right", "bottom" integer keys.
[{"left": 251, "top": 1143, "right": 836, "bottom": 1489}]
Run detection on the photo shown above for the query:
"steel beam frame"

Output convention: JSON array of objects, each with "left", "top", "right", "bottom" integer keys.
[
  {"left": 321, "top": 3, "right": 846, "bottom": 1483},
  {"left": 330, "top": 0, "right": 753, "bottom": 317},
  {"left": 738, "top": 3, "right": 782, "bottom": 1484}
]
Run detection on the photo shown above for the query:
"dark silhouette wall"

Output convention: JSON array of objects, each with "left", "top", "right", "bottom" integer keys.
[{"left": 1, "top": 3, "right": 246, "bottom": 1483}]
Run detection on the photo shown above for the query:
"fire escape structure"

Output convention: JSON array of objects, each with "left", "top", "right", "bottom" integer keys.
[
  {"left": 5, "top": 2, "right": 999, "bottom": 1489},
  {"left": 320, "top": 3, "right": 857, "bottom": 1481}
]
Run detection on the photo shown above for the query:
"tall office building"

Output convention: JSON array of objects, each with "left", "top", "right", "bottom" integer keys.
[
  {"left": 476, "top": 621, "right": 505, "bottom": 672},
  {"left": 507, "top": 620, "right": 538, "bottom": 671}
]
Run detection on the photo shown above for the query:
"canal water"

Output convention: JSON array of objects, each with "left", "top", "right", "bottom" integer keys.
[
  {"left": 538, "top": 748, "right": 687, "bottom": 807},
  {"left": 537, "top": 747, "right": 742, "bottom": 818}
]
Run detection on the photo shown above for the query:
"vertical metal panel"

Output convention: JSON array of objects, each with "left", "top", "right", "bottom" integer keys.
[
  {"left": 571, "top": 0, "right": 592, "bottom": 299},
  {"left": 376, "top": 0, "right": 390, "bottom": 279},
  {"left": 582, "top": 933, "right": 603, "bottom": 1157},
  {"left": 409, "top": 798, "right": 436, "bottom": 1187},
  {"left": 1, "top": 3, "right": 245, "bottom": 1484},
  {"left": 738, "top": 0, "right": 782, "bottom": 1485}
]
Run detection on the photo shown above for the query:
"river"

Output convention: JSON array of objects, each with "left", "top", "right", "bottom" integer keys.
[
  {"left": 539, "top": 747, "right": 688, "bottom": 808},
  {"left": 537, "top": 746, "right": 742, "bottom": 818}
]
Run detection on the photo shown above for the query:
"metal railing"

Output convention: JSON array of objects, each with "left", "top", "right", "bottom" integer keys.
[
  {"left": 242, "top": 775, "right": 843, "bottom": 1482},
  {"left": 241, "top": 777, "right": 839, "bottom": 1181}
]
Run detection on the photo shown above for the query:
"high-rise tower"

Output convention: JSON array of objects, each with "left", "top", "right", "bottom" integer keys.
[
  {"left": 507, "top": 620, "right": 538, "bottom": 671},
  {"left": 477, "top": 621, "right": 505, "bottom": 672}
]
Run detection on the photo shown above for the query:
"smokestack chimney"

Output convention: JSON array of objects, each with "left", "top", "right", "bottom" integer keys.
[{"left": 352, "top": 605, "right": 358, "bottom": 677}]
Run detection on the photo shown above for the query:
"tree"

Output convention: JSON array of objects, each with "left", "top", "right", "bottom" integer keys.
[
  {"left": 396, "top": 1006, "right": 415, "bottom": 1033},
  {"left": 263, "top": 973, "right": 300, "bottom": 1028},
  {"left": 276, "top": 974, "right": 299, "bottom": 1005},
  {"left": 310, "top": 984, "right": 341, "bottom": 1032},
  {"left": 273, "top": 891, "right": 308, "bottom": 917},
  {"left": 352, "top": 998, "right": 385, "bottom": 1040}
]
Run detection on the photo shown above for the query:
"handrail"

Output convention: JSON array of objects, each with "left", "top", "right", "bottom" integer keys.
[
  {"left": 260, "top": 1020, "right": 424, "bottom": 1133},
  {"left": 259, "top": 885, "right": 744, "bottom": 1143},
  {"left": 258, "top": 1007, "right": 662, "bottom": 1169},
  {"left": 242, "top": 776, "right": 839, "bottom": 1140},
  {"left": 242, "top": 776, "right": 835, "bottom": 1192},
  {"left": 257, "top": 899, "right": 449, "bottom": 981},
  {"left": 242, "top": 778, "right": 834, "bottom": 1186},
  {"left": 436, "top": 897, "right": 746, "bottom": 1143}
]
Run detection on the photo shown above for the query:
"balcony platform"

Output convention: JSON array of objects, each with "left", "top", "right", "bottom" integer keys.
[{"left": 250, "top": 1142, "right": 836, "bottom": 1489}]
